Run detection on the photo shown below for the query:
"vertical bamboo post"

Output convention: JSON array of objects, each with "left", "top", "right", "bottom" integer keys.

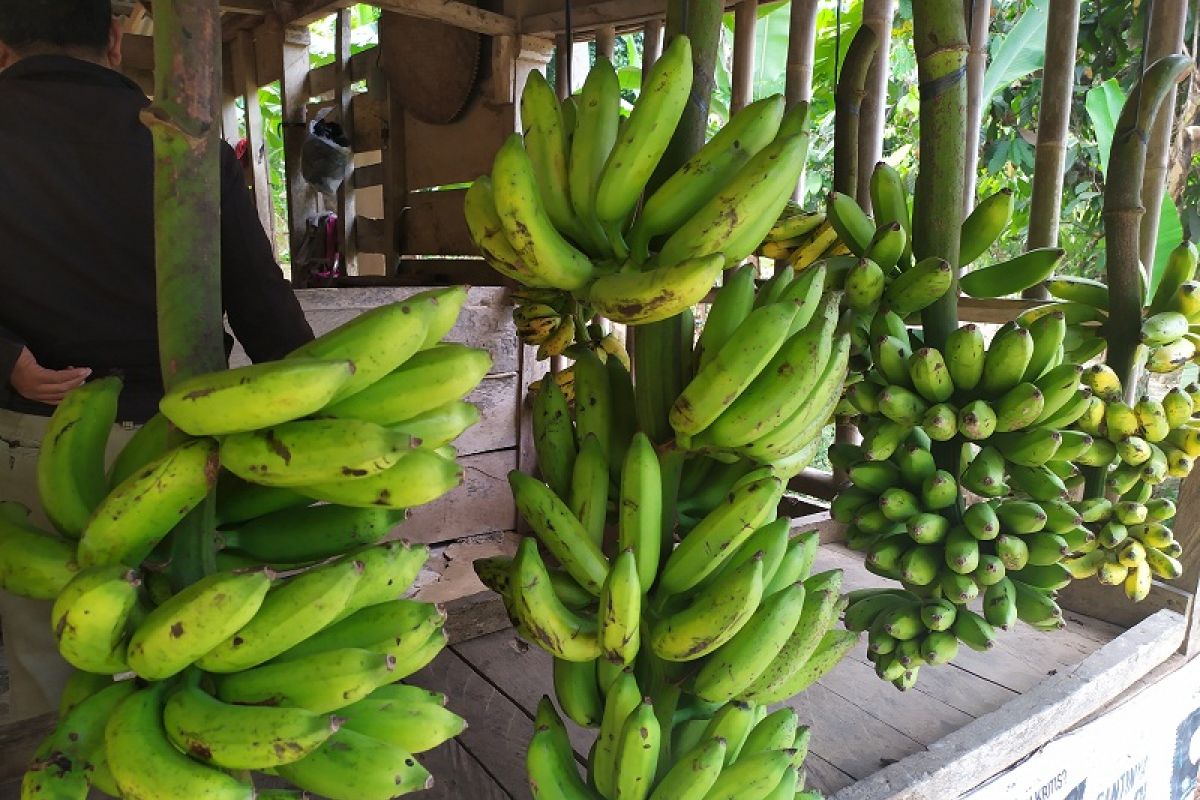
[
  {"left": 335, "top": 9, "right": 358, "bottom": 276},
  {"left": 856, "top": 0, "right": 896, "bottom": 209},
  {"left": 912, "top": 2, "right": 969, "bottom": 354},
  {"left": 142, "top": 0, "right": 225, "bottom": 586},
  {"left": 786, "top": 0, "right": 820, "bottom": 200},
  {"left": 642, "top": 18, "right": 664, "bottom": 76},
  {"left": 280, "top": 25, "right": 314, "bottom": 284},
  {"left": 1139, "top": 0, "right": 1188, "bottom": 272},
  {"left": 833, "top": 26, "right": 880, "bottom": 197},
  {"left": 596, "top": 25, "right": 616, "bottom": 60},
  {"left": 556, "top": 33, "right": 571, "bottom": 98},
  {"left": 731, "top": 0, "right": 757, "bottom": 115},
  {"left": 232, "top": 32, "right": 276, "bottom": 250},
  {"left": 1103, "top": 55, "right": 1192, "bottom": 402},
  {"left": 659, "top": 0, "right": 724, "bottom": 177},
  {"left": 1023, "top": 0, "right": 1080, "bottom": 300},
  {"left": 962, "top": 0, "right": 991, "bottom": 211}
]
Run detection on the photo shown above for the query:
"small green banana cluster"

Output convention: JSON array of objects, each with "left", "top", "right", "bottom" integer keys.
[
  {"left": 1031, "top": 240, "right": 1200, "bottom": 370},
  {"left": 669, "top": 263, "right": 851, "bottom": 476},
  {"left": 467, "top": 39, "right": 814, "bottom": 331},
  {"left": 527, "top": 674, "right": 826, "bottom": 799},
  {"left": 18, "top": 288, "right": 488, "bottom": 799},
  {"left": 755, "top": 202, "right": 844, "bottom": 266}
]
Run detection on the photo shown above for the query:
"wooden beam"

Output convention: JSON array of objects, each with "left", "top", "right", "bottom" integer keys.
[
  {"left": 283, "top": 0, "right": 518, "bottom": 33},
  {"left": 831, "top": 609, "right": 1187, "bottom": 800},
  {"left": 523, "top": 0, "right": 669, "bottom": 33},
  {"left": 279, "top": 25, "right": 315, "bottom": 278},
  {"left": 220, "top": 0, "right": 274, "bottom": 12},
  {"left": 278, "top": 0, "right": 355, "bottom": 27},
  {"left": 730, "top": 0, "right": 756, "bottom": 114},
  {"left": 353, "top": 160, "right": 384, "bottom": 188},
  {"left": 233, "top": 30, "right": 277, "bottom": 248},
  {"left": 308, "top": 46, "right": 378, "bottom": 97},
  {"left": 335, "top": 9, "right": 358, "bottom": 275}
]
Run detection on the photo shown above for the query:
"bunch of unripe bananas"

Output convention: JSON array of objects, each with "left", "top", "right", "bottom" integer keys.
[
  {"left": 529, "top": 683, "right": 824, "bottom": 799},
  {"left": 10, "top": 287, "right": 487, "bottom": 799},
  {"left": 1037, "top": 240, "right": 1200, "bottom": 371},
  {"left": 465, "top": 36, "right": 813, "bottom": 339}
]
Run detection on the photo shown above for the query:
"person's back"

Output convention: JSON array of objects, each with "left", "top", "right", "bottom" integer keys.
[{"left": 0, "top": 0, "right": 313, "bottom": 721}]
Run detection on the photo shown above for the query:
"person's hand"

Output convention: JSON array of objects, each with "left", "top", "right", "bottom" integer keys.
[{"left": 9, "top": 347, "right": 91, "bottom": 405}]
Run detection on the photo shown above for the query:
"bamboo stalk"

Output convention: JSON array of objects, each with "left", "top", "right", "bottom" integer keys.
[
  {"left": 595, "top": 25, "right": 616, "bottom": 60},
  {"left": 1138, "top": 0, "right": 1188, "bottom": 272},
  {"left": 786, "top": 0, "right": 820, "bottom": 201},
  {"left": 962, "top": 0, "right": 991, "bottom": 211},
  {"left": 731, "top": 0, "right": 758, "bottom": 115},
  {"left": 912, "top": 1, "right": 970, "bottom": 353},
  {"left": 856, "top": 0, "right": 896, "bottom": 209},
  {"left": 1023, "top": 0, "right": 1080, "bottom": 300},
  {"left": 833, "top": 26, "right": 880, "bottom": 197},
  {"left": 1104, "top": 54, "right": 1192, "bottom": 401},
  {"left": 642, "top": 18, "right": 664, "bottom": 77},
  {"left": 142, "top": 0, "right": 224, "bottom": 587}
]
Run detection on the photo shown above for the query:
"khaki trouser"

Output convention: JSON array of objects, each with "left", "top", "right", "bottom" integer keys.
[{"left": 0, "top": 409, "right": 138, "bottom": 721}]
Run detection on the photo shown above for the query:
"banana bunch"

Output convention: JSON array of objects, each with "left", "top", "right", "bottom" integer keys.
[
  {"left": 1027, "top": 240, "right": 1200, "bottom": 371},
  {"left": 18, "top": 287, "right": 491, "bottom": 799},
  {"left": 665, "top": 263, "right": 851, "bottom": 476},
  {"left": 1058, "top": 496, "right": 1183, "bottom": 601},
  {"left": 755, "top": 201, "right": 838, "bottom": 265},
  {"left": 467, "top": 39, "right": 815, "bottom": 336},
  {"left": 528, "top": 678, "right": 825, "bottom": 800},
  {"left": 512, "top": 287, "right": 587, "bottom": 359}
]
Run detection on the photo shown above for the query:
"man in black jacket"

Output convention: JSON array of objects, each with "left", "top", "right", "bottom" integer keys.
[{"left": 0, "top": 0, "right": 314, "bottom": 720}]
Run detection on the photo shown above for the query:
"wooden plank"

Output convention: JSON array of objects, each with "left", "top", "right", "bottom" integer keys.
[
  {"left": 956, "top": 297, "right": 1041, "bottom": 324},
  {"left": 410, "top": 649, "right": 539, "bottom": 798},
  {"left": 1174, "top": 469, "right": 1200, "bottom": 655},
  {"left": 371, "top": 0, "right": 518, "bottom": 35},
  {"left": 404, "top": 449, "right": 517, "bottom": 544},
  {"left": 523, "top": 0, "right": 670, "bottom": 33},
  {"left": 393, "top": 257, "right": 514, "bottom": 287},
  {"left": 806, "top": 752, "right": 857, "bottom": 796},
  {"left": 0, "top": 713, "right": 54, "bottom": 782},
  {"left": 354, "top": 160, "right": 385, "bottom": 188},
  {"left": 784, "top": 682, "right": 925, "bottom": 780},
  {"left": 419, "top": 738, "right": 510, "bottom": 799},
  {"left": 403, "top": 189, "right": 475, "bottom": 255},
  {"left": 413, "top": 533, "right": 517, "bottom": 644},
  {"left": 278, "top": 0, "right": 357, "bottom": 26},
  {"left": 308, "top": 46, "right": 378, "bottom": 97},
  {"left": 356, "top": 216, "right": 388, "bottom": 254},
  {"left": 220, "top": 0, "right": 273, "bottom": 13},
  {"left": 232, "top": 30, "right": 276, "bottom": 248},
  {"left": 335, "top": 8, "right": 359, "bottom": 275},
  {"left": 453, "top": 629, "right": 596, "bottom": 761},
  {"left": 831, "top": 609, "right": 1187, "bottom": 800},
  {"left": 279, "top": 26, "right": 315, "bottom": 273},
  {"left": 730, "top": 0, "right": 756, "bottom": 114},
  {"left": 1058, "top": 574, "right": 1192, "bottom": 630},
  {"left": 405, "top": 102, "right": 516, "bottom": 190}
]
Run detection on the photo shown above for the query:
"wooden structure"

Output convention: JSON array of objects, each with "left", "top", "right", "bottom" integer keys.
[{"left": 1, "top": 2, "right": 1199, "bottom": 799}]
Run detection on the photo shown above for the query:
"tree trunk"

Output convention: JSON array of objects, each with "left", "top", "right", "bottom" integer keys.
[
  {"left": 1023, "top": 0, "right": 1081, "bottom": 300},
  {"left": 856, "top": 0, "right": 896, "bottom": 210},
  {"left": 1105, "top": 55, "right": 1192, "bottom": 402},
  {"left": 912, "top": 1, "right": 969, "bottom": 353},
  {"left": 142, "top": 0, "right": 224, "bottom": 587},
  {"left": 1138, "top": 0, "right": 1189, "bottom": 272},
  {"left": 962, "top": 0, "right": 991, "bottom": 212}
]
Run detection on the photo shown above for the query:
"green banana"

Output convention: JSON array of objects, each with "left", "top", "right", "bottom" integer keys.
[
  {"left": 220, "top": 505, "right": 402, "bottom": 564},
  {"left": 1149, "top": 240, "right": 1199, "bottom": 314},
  {"left": 592, "top": 669, "right": 642, "bottom": 798},
  {"left": 511, "top": 470, "right": 609, "bottom": 594},
  {"left": 826, "top": 191, "right": 875, "bottom": 255},
  {"left": 532, "top": 376, "right": 576, "bottom": 499},
  {"left": 590, "top": 254, "right": 725, "bottom": 324},
  {"left": 51, "top": 565, "right": 141, "bottom": 673},
  {"left": 960, "top": 248, "right": 1063, "bottom": 298},
  {"left": 883, "top": 257, "right": 952, "bottom": 316},
  {"left": 980, "top": 324, "right": 1034, "bottom": 396},
  {"left": 274, "top": 729, "right": 432, "bottom": 800},
  {"left": 77, "top": 438, "right": 218, "bottom": 568},
  {"left": 336, "top": 685, "right": 466, "bottom": 754},
  {"left": 216, "top": 647, "right": 397, "bottom": 713},
  {"left": 1045, "top": 276, "right": 1109, "bottom": 310},
  {"left": 741, "top": 576, "right": 844, "bottom": 701},
  {"left": 510, "top": 538, "right": 602, "bottom": 661},
  {"left": 527, "top": 714, "right": 597, "bottom": 799},
  {"left": 521, "top": 70, "right": 582, "bottom": 244},
  {"left": 553, "top": 657, "right": 604, "bottom": 729},
  {"left": 869, "top": 161, "right": 913, "bottom": 261},
  {"left": 296, "top": 447, "right": 462, "bottom": 510},
  {"left": 695, "top": 265, "right": 757, "bottom": 369},
  {"left": 650, "top": 554, "right": 764, "bottom": 661},
  {"left": 612, "top": 699, "right": 660, "bottom": 800},
  {"left": 752, "top": 629, "right": 860, "bottom": 704},
  {"left": 275, "top": 599, "right": 444, "bottom": 663},
  {"left": 945, "top": 323, "right": 986, "bottom": 392},
  {"left": 958, "top": 188, "right": 1013, "bottom": 266},
  {"left": 567, "top": 58, "right": 620, "bottom": 257},
  {"left": 599, "top": 549, "right": 641, "bottom": 667},
  {"left": 618, "top": 433, "right": 662, "bottom": 590},
  {"left": 1023, "top": 311, "right": 1066, "bottom": 381},
  {"left": 390, "top": 400, "right": 480, "bottom": 449},
  {"left": 465, "top": 176, "right": 543, "bottom": 284},
  {"left": 647, "top": 737, "right": 725, "bottom": 800}
]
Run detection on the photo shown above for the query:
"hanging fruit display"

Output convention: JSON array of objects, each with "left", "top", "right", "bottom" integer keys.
[{"left": 9, "top": 287, "right": 488, "bottom": 799}]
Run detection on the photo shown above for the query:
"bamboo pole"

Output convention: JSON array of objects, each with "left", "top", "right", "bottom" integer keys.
[
  {"left": 833, "top": 26, "right": 880, "bottom": 197},
  {"left": 335, "top": 9, "right": 357, "bottom": 276},
  {"left": 595, "top": 24, "right": 616, "bottom": 60},
  {"left": 731, "top": 0, "right": 757, "bottom": 115},
  {"left": 1023, "top": 0, "right": 1080, "bottom": 300},
  {"left": 1104, "top": 55, "right": 1192, "bottom": 403},
  {"left": 1138, "top": 0, "right": 1188, "bottom": 272},
  {"left": 962, "top": 0, "right": 990, "bottom": 211},
  {"left": 912, "top": 2, "right": 969, "bottom": 353},
  {"left": 856, "top": 0, "right": 896, "bottom": 209},
  {"left": 658, "top": 0, "right": 724, "bottom": 179},
  {"left": 642, "top": 18, "right": 664, "bottom": 76},
  {"left": 786, "top": 0, "right": 820, "bottom": 201},
  {"left": 142, "top": 0, "right": 224, "bottom": 587}
]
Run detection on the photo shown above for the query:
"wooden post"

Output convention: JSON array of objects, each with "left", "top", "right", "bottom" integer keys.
[
  {"left": 595, "top": 24, "right": 616, "bottom": 60},
  {"left": 786, "top": 0, "right": 820, "bottom": 200},
  {"left": 856, "top": 0, "right": 895, "bottom": 210},
  {"left": 1139, "top": 0, "right": 1189, "bottom": 272},
  {"left": 232, "top": 30, "right": 276, "bottom": 249},
  {"left": 1023, "top": 0, "right": 1080, "bottom": 300},
  {"left": 642, "top": 18, "right": 664, "bottom": 76},
  {"left": 555, "top": 34, "right": 571, "bottom": 99},
  {"left": 962, "top": 0, "right": 991, "bottom": 212},
  {"left": 335, "top": 9, "right": 357, "bottom": 276},
  {"left": 1174, "top": 470, "right": 1200, "bottom": 655},
  {"left": 280, "top": 25, "right": 315, "bottom": 282},
  {"left": 731, "top": 0, "right": 757, "bottom": 115},
  {"left": 142, "top": 0, "right": 225, "bottom": 586}
]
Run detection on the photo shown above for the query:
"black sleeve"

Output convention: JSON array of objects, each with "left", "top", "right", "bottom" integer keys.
[
  {"left": 0, "top": 325, "right": 24, "bottom": 406},
  {"left": 218, "top": 143, "right": 314, "bottom": 362}
]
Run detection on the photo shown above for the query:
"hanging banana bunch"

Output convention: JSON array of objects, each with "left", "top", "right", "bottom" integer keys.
[{"left": 14, "top": 286, "right": 487, "bottom": 799}]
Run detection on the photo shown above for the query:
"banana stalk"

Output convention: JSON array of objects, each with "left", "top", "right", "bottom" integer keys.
[
  {"left": 146, "top": 0, "right": 224, "bottom": 588},
  {"left": 833, "top": 25, "right": 880, "bottom": 198}
]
